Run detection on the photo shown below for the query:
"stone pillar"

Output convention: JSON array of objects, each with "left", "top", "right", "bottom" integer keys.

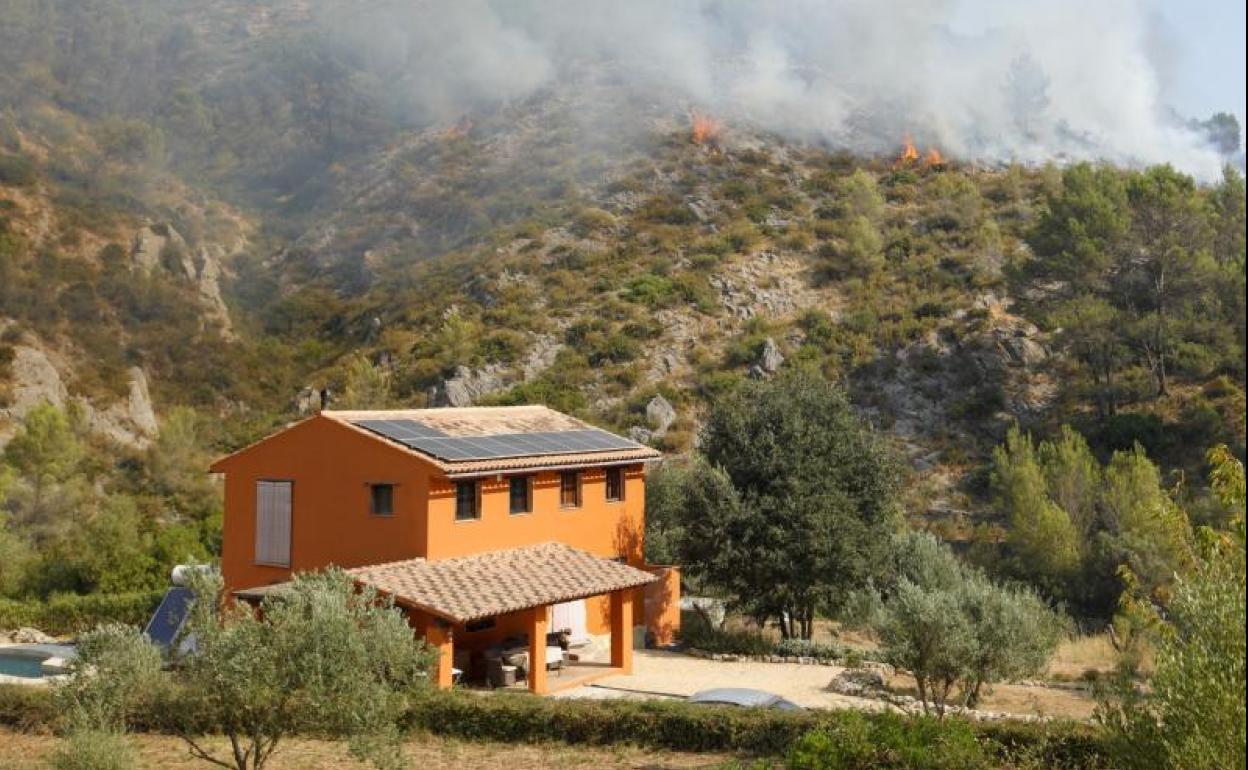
[
  {"left": 424, "top": 621, "right": 454, "bottom": 689},
  {"left": 528, "top": 605, "right": 548, "bottom": 694},
  {"left": 610, "top": 589, "right": 634, "bottom": 674}
]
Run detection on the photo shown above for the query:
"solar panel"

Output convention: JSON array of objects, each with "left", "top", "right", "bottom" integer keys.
[
  {"left": 349, "top": 420, "right": 644, "bottom": 462},
  {"left": 144, "top": 587, "right": 194, "bottom": 649},
  {"left": 354, "top": 419, "right": 447, "bottom": 440}
]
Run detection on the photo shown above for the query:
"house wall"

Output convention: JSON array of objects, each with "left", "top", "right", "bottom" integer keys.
[
  {"left": 214, "top": 418, "right": 675, "bottom": 643},
  {"left": 426, "top": 465, "right": 645, "bottom": 634},
  {"left": 215, "top": 416, "right": 433, "bottom": 594}
]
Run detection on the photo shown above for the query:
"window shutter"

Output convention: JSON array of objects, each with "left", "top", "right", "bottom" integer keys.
[{"left": 255, "top": 481, "right": 292, "bottom": 567}]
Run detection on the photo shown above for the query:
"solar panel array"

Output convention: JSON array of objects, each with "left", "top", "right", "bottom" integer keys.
[
  {"left": 351, "top": 419, "right": 641, "bottom": 461},
  {"left": 144, "top": 586, "right": 194, "bottom": 648}
]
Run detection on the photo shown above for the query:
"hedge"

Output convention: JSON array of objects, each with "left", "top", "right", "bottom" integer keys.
[
  {"left": 0, "top": 591, "right": 165, "bottom": 636},
  {"left": 0, "top": 685, "right": 1111, "bottom": 768}
]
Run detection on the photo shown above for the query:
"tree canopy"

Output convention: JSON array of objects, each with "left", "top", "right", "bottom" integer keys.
[{"left": 674, "top": 367, "right": 901, "bottom": 638}]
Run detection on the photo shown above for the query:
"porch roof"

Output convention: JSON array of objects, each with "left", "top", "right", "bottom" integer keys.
[{"left": 344, "top": 542, "right": 657, "bottom": 623}]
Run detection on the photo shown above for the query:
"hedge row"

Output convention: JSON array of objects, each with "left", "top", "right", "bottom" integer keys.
[
  {"left": 0, "top": 591, "right": 165, "bottom": 636},
  {"left": 405, "top": 691, "right": 1109, "bottom": 768},
  {"left": 0, "top": 685, "right": 1110, "bottom": 768}
]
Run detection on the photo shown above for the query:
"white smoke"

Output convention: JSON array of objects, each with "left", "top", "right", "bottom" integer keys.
[{"left": 327, "top": 0, "right": 1233, "bottom": 178}]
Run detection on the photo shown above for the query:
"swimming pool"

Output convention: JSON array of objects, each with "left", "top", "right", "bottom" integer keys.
[{"left": 0, "top": 650, "right": 50, "bottom": 679}]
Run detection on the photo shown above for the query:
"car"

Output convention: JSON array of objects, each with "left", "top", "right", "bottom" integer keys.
[{"left": 688, "top": 688, "right": 805, "bottom": 711}]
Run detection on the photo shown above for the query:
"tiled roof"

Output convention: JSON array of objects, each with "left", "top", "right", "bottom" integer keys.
[
  {"left": 322, "top": 407, "right": 660, "bottom": 476},
  {"left": 344, "top": 542, "right": 657, "bottom": 623},
  {"left": 324, "top": 406, "right": 589, "bottom": 437}
]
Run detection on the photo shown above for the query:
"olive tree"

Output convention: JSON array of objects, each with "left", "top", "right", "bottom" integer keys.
[
  {"left": 853, "top": 532, "right": 1064, "bottom": 716},
  {"left": 169, "top": 568, "right": 437, "bottom": 770}
]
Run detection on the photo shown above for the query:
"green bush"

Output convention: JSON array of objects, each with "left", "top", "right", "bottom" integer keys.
[
  {"left": 789, "top": 712, "right": 988, "bottom": 770},
  {"left": 0, "top": 684, "right": 1112, "bottom": 766},
  {"left": 679, "top": 611, "right": 773, "bottom": 656},
  {"left": 49, "top": 729, "right": 138, "bottom": 770},
  {"left": 0, "top": 591, "right": 165, "bottom": 635}
]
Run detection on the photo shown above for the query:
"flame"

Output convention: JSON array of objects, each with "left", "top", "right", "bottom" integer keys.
[
  {"left": 893, "top": 134, "right": 947, "bottom": 169},
  {"left": 690, "top": 109, "right": 723, "bottom": 146},
  {"left": 895, "top": 135, "right": 920, "bottom": 166}
]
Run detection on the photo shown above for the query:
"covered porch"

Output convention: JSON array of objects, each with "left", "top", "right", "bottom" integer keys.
[{"left": 346, "top": 542, "right": 658, "bottom": 695}]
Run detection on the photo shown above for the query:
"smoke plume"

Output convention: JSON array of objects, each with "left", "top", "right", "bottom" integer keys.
[{"left": 326, "top": 0, "right": 1235, "bottom": 177}]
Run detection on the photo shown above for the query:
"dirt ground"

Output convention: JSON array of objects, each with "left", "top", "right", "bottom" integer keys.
[
  {"left": 0, "top": 730, "right": 730, "bottom": 770},
  {"left": 560, "top": 649, "right": 1098, "bottom": 720}
]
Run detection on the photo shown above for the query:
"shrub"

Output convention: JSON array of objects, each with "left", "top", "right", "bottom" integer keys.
[
  {"left": 0, "top": 591, "right": 165, "bottom": 635},
  {"left": 49, "top": 729, "right": 137, "bottom": 770},
  {"left": 680, "top": 611, "right": 774, "bottom": 656},
  {"left": 789, "top": 712, "right": 989, "bottom": 770},
  {"left": 1, "top": 683, "right": 1113, "bottom": 766}
]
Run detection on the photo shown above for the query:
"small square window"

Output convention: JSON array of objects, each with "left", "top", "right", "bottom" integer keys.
[
  {"left": 455, "top": 481, "right": 479, "bottom": 521},
  {"left": 369, "top": 483, "right": 394, "bottom": 516},
  {"left": 605, "top": 467, "right": 624, "bottom": 502},
  {"left": 560, "top": 471, "right": 581, "bottom": 508},
  {"left": 509, "top": 476, "right": 532, "bottom": 514}
]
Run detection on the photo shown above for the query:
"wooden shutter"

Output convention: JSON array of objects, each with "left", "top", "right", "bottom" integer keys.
[{"left": 255, "top": 480, "right": 292, "bottom": 567}]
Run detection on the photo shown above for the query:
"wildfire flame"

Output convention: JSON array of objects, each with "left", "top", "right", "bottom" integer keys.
[
  {"left": 893, "top": 134, "right": 947, "bottom": 169},
  {"left": 896, "top": 135, "right": 920, "bottom": 166},
  {"left": 690, "top": 109, "right": 723, "bottom": 146}
]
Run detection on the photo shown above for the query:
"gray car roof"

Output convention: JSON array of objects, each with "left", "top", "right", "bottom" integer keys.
[{"left": 689, "top": 688, "right": 783, "bottom": 707}]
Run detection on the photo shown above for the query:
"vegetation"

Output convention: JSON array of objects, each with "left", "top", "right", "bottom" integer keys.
[
  {"left": 658, "top": 368, "right": 900, "bottom": 639},
  {"left": 985, "top": 424, "right": 1196, "bottom": 617},
  {"left": 51, "top": 569, "right": 437, "bottom": 770},
  {"left": 852, "top": 532, "right": 1064, "bottom": 716},
  {"left": 1097, "top": 446, "right": 1246, "bottom": 770},
  {"left": 0, "top": 403, "right": 214, "bottom": 621}
]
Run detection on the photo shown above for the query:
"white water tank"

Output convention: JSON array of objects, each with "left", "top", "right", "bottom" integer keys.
[{"left": 170, "top": 564, "right": 215, "bottom": 586}]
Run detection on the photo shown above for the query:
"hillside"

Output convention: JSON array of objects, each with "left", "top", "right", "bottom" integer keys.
[{"left": 0, "top": 0, "right": 1245, "bottom": 603}]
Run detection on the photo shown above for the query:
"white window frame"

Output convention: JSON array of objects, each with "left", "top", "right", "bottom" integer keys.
[{"left": 255, "top": 480, "right": 293, "bottom": 567}]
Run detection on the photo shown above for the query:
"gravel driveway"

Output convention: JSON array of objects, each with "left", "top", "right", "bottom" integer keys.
[{"left": 553, "top": 650, "right": 887, "bottom": 710}]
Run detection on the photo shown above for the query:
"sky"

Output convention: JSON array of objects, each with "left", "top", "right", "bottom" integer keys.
[
  {"left": 1146, "top": 0, "right": 1247, "bottom": 133},
  {"left": 950, "top": 0, "right": 1246, "bottom": 138}
]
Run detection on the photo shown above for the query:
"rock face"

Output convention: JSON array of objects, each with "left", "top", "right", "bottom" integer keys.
[
  {"left": 645, "top": 394, "right": 677, "bottom": 433},
  {"left": 0, "top": 337, "right": 157, "bottom": 449},
  {"left": 427, "top": 365, "right": 507, "bottom": 407},
  {"left": 130, "top": 223, "right": 234, "bottom": 336},
  {"left": 749, "top": 337, "right": 785, "bottom": 378}
]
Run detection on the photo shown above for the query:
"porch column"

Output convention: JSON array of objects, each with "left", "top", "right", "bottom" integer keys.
[
  {"left": 610, "top": 589, "right": 634, "bottom": 674},
  {"left": 527, "top": 605, "right": 548, "bottom": 694},
  {"left": 424, "top": 621, "right": 454, "bottom": 689}
]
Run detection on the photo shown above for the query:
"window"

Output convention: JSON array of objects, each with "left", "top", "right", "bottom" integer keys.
[
  {"left": 455, "top": 481, "right": 479, "bottom": 521},
  {"left": 369, "top": 483, "right": 394, "bottom": 516},
  {"left": 255, "top": 480, "right": 292, "bottom": 567},
  {"left": 559, "top": 471, "right": 581, "bottom": 508},
  {"left": 509, "top": 476, "right": 532, "bottom": 514},
  {"left": 605, "top": 467, "right": 624, "bottom": 502}
]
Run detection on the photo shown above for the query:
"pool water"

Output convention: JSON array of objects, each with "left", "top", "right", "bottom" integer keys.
[{"left": 0, "top": 652, "right": 48, "bottom": 678}]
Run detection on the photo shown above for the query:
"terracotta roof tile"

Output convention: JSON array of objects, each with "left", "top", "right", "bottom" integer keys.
[{"left": 343, "top": 542, "right": 657, "bottom": 623}]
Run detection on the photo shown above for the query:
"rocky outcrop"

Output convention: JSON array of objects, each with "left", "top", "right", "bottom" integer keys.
[
  {"left": 645, "top": 395, "right": 677, "bottom": 433},
  {"left": 0, "top": 336, "right": 157, "bottom": 449},
  {"left": 427, "top": 364, "right": 507, "bottom": 407},
  {"left": 85, "top": 367, "right": 159, "bottom": 447},
  {"left": 130, "top": 223, "right": 234, "bottom": 337},
  {"left": 749, "top": 337, "right": 785, "bottom": 378}
]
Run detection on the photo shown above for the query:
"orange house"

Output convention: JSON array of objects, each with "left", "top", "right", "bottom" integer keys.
[{"left": 210, "top": 406, "right": 681, "bottom": 694}]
